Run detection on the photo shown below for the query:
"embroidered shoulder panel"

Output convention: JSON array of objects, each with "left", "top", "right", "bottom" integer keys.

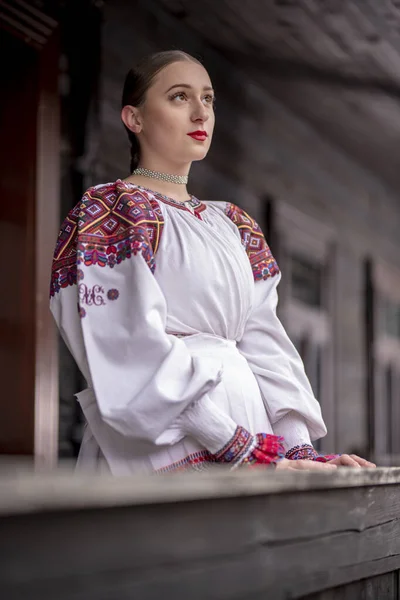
[
  {"left": 225, "top": 203, "right": 280, "bottom": 281},
  {"left": 50, "top": 182, "right": 164, "bottom": 297}
]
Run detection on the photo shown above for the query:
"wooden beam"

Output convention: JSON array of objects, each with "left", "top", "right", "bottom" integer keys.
[
  {"left": 0, "top": 0, "right": 57, "bottom": 49},
  {"left": 1, "top": 468, "right": 400, "bottom": 599}
]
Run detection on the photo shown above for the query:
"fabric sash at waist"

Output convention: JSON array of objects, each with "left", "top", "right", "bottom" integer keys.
[{"left": 168, "top": 331, "right": 238, "bottom": 357}]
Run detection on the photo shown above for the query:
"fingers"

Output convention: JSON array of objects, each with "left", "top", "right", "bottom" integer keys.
[
  {"left": 350, "top": 454, "right": 376, "bottom": 468},
  {"left": 327, "top": 454, "right": 360, "bottom": 467},
  {"left": 275, "top": 458, "right": 293, "bottom": 470},
  {"left": 276, "top": 458, "right": 336, "bottom": 471},
  {"left": 291, "top": 460, "right": 337, "bottom": 471},
  {"left": 338, "top": 454, "right": 361, "bottom": 467},
  {"left": 328, "top": 454, "right": 376, "bottom": 468},
  {"left": 277, "top": 455, "right": 377, "bottom": 471}
]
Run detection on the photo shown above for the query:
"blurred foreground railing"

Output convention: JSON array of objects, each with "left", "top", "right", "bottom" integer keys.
[{"left": 1, "top": 464, "right": 400, "bottom": 599}]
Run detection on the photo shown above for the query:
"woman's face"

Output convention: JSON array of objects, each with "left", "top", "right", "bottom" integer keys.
[{"left": 127, "top": 60, "right": 215, "bottom": 169}]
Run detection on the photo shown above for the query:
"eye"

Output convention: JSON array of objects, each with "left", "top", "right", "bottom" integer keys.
[
  {"left": 169, "top": 91, "right": 187, "bottom": 102},
  {"left": 203, "top": 94, "right": 216, "bottom": 107}
]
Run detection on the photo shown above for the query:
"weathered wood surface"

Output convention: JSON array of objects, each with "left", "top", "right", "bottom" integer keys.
[
  {"left": 1, "top": 467, "right": 400, "bottom": 599},
  {"left": 308, "top": 570, "right": 400, "bottom": 600}
]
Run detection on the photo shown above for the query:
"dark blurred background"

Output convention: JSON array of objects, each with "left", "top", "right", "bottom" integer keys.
[{"left": 1, "top": 0, "right": 400, "bottom": 467}]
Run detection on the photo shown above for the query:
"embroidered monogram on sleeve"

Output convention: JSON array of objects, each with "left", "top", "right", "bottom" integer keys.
[{"left": 76, "top": 284, "right": 120, "bottom": 318}]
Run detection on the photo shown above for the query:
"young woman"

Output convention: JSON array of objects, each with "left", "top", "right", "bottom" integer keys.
[{"left": 50, "top": 51, "right": 375, "bottom": 474}]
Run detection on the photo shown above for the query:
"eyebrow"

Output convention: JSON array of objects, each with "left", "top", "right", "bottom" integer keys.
[{"left": 165, "top": 83, "right": 214, "bottom": 93}]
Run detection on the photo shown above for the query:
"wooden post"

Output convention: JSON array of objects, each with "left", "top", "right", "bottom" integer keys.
[
  {"left": 34, "top": 31, "right": 60, "bottom": 468},
  {"left": 0, "top": 6, "right": 60, "bottom": 465}
]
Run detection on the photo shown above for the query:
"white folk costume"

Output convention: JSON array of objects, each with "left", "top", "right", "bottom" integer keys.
[{"left": 50, "top": 180, "right": 334, "bottom": 475}]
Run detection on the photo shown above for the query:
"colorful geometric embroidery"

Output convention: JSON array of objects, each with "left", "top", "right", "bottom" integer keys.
[
  {"left": 286, "top": 444, "right": 341, "bottom": 462},
  {"left": 214, "top": 426, "right": 285, "bottom": 468},
  {"left": 214, "top": 426, "right": 255, "bottom": 465},
  {"left": 154, "top": 429, "right": 285, "bottom": 474},
  {"left": 243, "top": 433, "right": 285, "bottom": 466},
  {"left": 286, "top": 444, "right": 319, "bottom": 461},
  {"left": 121, "top": 181, "right": 206, "bottom": 219},
  {"left": 155, "top": 450, "right": 216, "bottom": 474},
  {"left": 314, "top": 453, "right": 341, "bottom": 463},
  {"left": 50, "top": 182, "right": 164, "bottom": 297},
  {"left": 50, "top": 205, "right": 81, "bottom": 296},
  {"left": 225, "top": 203, "right": 280, "bottom": 281}
]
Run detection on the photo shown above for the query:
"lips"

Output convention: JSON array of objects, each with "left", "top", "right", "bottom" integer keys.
[{"left": 188, "top": 131, "right": 208, "bottom": 141}]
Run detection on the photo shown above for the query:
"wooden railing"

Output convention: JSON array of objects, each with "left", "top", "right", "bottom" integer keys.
[{"left": 1, "top": 465, "right": 400, "bottom": 599}]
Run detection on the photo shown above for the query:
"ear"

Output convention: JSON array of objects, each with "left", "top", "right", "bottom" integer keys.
[{"left": 121, "top": 105, "right": 143, "bottom": 134}]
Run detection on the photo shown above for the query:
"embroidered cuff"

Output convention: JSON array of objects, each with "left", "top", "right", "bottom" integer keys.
[
  {"left": 214, "top": 426, "right": 285, "bottom": 469},
  {"left": 286, "top": 444, "right": 319, "bottom": 460},
  {"left": 286, "top": 444, "right": 341, "bottom": 462},
  {"left": 314, "top": 453, "right": 341, "bottom": 463},
  {"left": 242, "top": 433, "right": 285, "bottom": 467},
  {"left": 214, "top": 426, "right": 255, "bottom": 466}
]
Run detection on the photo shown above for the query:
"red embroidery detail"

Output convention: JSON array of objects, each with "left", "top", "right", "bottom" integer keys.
[
  {"left": 214, "top": 426, "right": 254, "bottom": 465},
  {"left": 50, "top": 182, "right": 164, "bottom": 296},
  {"left": 50, "top": 208, "right": 80, "bottom": 296},
  {"left": 154, "top": 429, "right": 285, "bottom": 474},
  {"left": 286, "top": 444, "right": 319, "bottom": 460},
  {"left": 214, "top": 426, "right": 285, "bottom": 467},
  {"left": 242, "top": 433, "right": 285, "bottom": 466},
  {"left": 125, "top": 182, "right": 206, "bottom": 219},
  {"left": 286, "top": 445, "right": 341, "bottom": 462},
  {"left": 155, "top": 450, "right": 216, "bottom": 474},
  {"left": 314, "top": 454, "right": 341, "bottom": 463},
  {"left": 225, "top": 203, "right": 280, "bottom": 281}
]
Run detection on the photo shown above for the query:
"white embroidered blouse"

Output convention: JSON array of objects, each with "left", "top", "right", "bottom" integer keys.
[{"left": 50, "top": 180, "right": 327, "bottom": 474}]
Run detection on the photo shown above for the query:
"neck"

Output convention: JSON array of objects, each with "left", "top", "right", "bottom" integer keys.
[
  {"left": 139, "top": 157, "right": 190, "bottom": 177},
  {"left": 124, "top": 161, "right": 192, "bottom": 202}
]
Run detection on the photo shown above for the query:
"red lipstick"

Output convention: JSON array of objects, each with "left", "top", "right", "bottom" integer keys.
[{"left": 188, "top": 130, "right": 208, "bottom": 141}]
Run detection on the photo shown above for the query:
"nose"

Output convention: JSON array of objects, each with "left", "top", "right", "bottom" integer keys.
[{"left": 191, "top": 99, "right": 209, "bottom": 123}]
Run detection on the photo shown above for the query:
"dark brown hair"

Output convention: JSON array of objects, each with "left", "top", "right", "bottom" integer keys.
[{"left": 121, "top": 50, "right": 202, "bottom": 172}]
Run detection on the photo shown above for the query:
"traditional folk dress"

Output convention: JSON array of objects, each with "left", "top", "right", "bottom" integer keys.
[{"left": 50, "top": 179, "right": 334, "bottom": 475}]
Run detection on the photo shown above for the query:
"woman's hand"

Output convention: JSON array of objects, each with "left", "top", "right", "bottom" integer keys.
[
  {"left": 276, "top": 458, "right": 337, "bottom": 471},
  {"left": 326, "top": 454, "right": 376, "bottom": 468}
]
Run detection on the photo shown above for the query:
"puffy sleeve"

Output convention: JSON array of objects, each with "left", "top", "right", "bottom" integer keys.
[
  {"left": 50, "top": 183, "right": 236, "bottom": 449},
  {"left": 225, "top": 203, "right": 327, "bottom": 451}
]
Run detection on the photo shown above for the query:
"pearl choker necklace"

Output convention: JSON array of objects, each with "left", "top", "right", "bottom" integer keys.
[{"left": 132, "top": 167, "right": 188, "bottom": 185}]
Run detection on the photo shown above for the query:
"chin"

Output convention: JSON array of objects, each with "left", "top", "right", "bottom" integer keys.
[{"left": 189, "top": 147, "right": 210, "bottom": 162}]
